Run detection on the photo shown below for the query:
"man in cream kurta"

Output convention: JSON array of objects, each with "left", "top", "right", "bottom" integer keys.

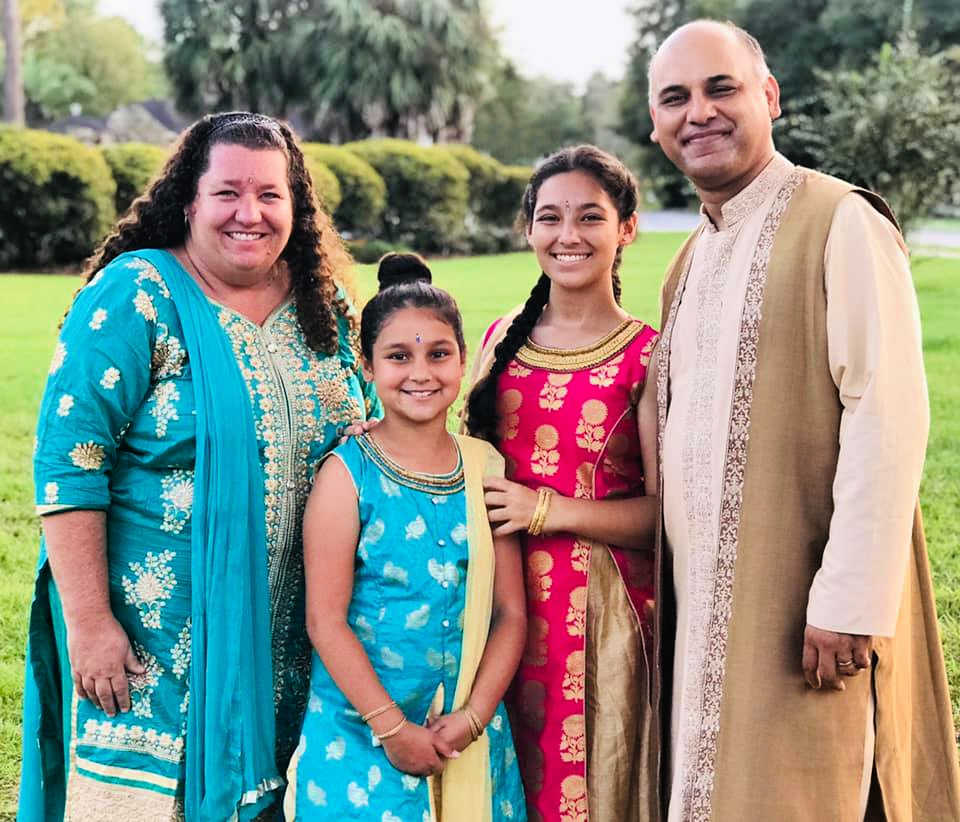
[{"left": 647, "top": 19, "right": 960, "bottom": 822}]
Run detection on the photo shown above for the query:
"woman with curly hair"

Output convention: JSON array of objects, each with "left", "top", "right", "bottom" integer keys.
[
  {"left": 464, "top": 145, "right": 660, "bottom": 821},
  {"left": 18, "top": 111, "right": 380, "bottom": 821}
]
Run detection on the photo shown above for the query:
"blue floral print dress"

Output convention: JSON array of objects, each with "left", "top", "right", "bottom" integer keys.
[
  {"left": 21, "top": 252, "right": 380, "bottom": 820},
  {"left": 285, "top": 434, "right": 526, "bottom": 821}
]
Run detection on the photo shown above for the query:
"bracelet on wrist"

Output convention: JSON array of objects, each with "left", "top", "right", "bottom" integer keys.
[
  {"left": 362, "top": 700, "right": 397, "bottom": 723},
  {"left": 527, "top": 487, "right": 554, "bottom": 536},
  {"left": 375, "top": 716, "right": 408, "bottom": 741}
]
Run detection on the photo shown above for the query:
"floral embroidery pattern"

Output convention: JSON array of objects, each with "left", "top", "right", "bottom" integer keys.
[
  {"left": 100, "top": 367, "right": 121, "bottom": 390},
  {"left": 531, "top": 424, "right": 560, "bottom": 476},
  {"left": 559, "top": 714, "right": 585, "bottom": 763},
  {"left": 507, "top": 362, "right": 532, "bottom": 378},
  {"left": 570, "top": 540, "right": 590, "bottom": 574},
  {"left": 152, "top": 324, "right": 186, "bottom": 380},
  {"left": 130, "top": 258, "right": 171, "bottom": 298},
  {"left": 574, "top": 462, "right": 593, "bottom": 499},
  {"left": 565, "top": 586, "right": 586, "bottom": 637},
  {"left": 122, "top": 550, "right": 177, "bottom": 630},
  {"left": 575, "top": 399, "right": 608, "bottom": 452},
  {"left": 69, "top": 441, "right": 105, "bottom": 471},
  {"left": 526, "top": 550, "right": 553, "bottom": 602},
  {"left": 160, "top": 470, "right": 194, "bottom": 533},
  {"left": 559, "top": 775, "right": 587, "bottom": 821},
  {"left": 49, "top": 341, "right": 67, "bottom": 374},
  {"left": 133, "top": 289, "right": 157, "bottom": 322},
  {"left": 149, "top": 381, "right": 180, "bottom": 438},
  {"left": 57, "top": 394, "right": 75, "bottom": 417},
  {"left": 44, "top": 482, "right": 59, "bottom": 504},
  {"left": 589, "top": 353, "right": 624, "bottom": 388},
  {"left": 79, "top": 718, "right": 184, "bottom": 763},
  {"left": 497, "top": 389, "right": 523, "bottom": 440},
  {"left": 171, "top": 619, "right": 191, "bottom": 680},
  {"left": 562, "top": 651, "right": 585, "bottom": 701},
  {"left": 129, "top": 643, "right": 164, "bottom": 718},
  {"left": 539, "top": 373, "right": 572, "bottom": 411},
  {"left": 88, "top": 308, "right": 108, "bottom": 330}
]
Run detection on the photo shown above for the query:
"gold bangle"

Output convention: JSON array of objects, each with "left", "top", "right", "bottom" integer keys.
[
  {"left": 375, "top": 716, "right": 408, "bottom": 740},
  {"left": 361, "top": 700, "right": 397, "bottom": 723},
  {"left": 528, "top": 488, "right": 553, "bottom": 536},
  {"left": 462, "top": 703, "right": 484, "bottom": 741}
]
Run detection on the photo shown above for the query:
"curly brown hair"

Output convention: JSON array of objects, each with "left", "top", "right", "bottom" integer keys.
[{"left": 83, "top": 111, "right": 353, "bottom": 354}]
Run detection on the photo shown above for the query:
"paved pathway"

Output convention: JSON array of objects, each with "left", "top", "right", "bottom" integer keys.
[{"left": 640, "top": 210, "right": 960, "bottom": 252}]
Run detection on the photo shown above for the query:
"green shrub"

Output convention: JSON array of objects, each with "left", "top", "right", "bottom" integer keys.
[
  {"left": 486, "top": 164, "right": 530, "bottom": 230},
  {"left": 100, "top": 142, "right": 168, "bottom": 215},
  {"left": 302, "top": 144, "right": 386, "bottom": 234},
  {"left": 302, "top": 154, "right": 343, "bottom": 215},
  {"left": 0, "top": 127, "right": 116, "bottom": 268},
  {"left": 344, "top": 138, "right": 469, "bottom": 252},
  {"left": 347, "top": 238, "right": 414, "bottom": 265}
]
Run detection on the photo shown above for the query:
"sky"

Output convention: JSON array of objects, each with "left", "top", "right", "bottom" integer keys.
[{"left": 97, "top": 0, "right": 636, "bottom": 90}]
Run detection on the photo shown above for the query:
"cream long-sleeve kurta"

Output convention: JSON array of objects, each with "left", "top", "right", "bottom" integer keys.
[{"left": 661, "top": 154, "right": 928, "bottom": 819}]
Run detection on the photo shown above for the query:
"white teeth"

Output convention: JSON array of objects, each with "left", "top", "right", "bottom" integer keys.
[
  {"left": 555, "top": 253, "right": 589, "bottom": 262},
  {"left": 228, "top": 232, "right": 262, "bottom": 241}
]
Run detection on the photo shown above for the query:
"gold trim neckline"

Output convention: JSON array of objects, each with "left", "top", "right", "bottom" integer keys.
[
  {"left": 515, "top": 319, "right": 641, "bottom": 372},
  {"left": 358, "top": 433, "right": 464, "bottom": 494}
]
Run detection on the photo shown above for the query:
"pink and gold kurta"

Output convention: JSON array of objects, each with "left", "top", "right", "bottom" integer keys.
[{"left": 488, "top": 318, "right": 658, "bottom": 822}]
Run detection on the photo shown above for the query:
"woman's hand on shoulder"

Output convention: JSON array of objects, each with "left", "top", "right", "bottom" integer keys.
[
  {"left": 483, "top": 476, "right": 539, "bottom": 536},
  {"left": 382, "top": 721, "right": 459, "bottom": 776},
  {"left": 338, "top": 417, "right": 380, "bottom": 443}
]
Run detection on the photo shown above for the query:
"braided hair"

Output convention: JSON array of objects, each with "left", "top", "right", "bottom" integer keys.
[
  {"left": 83, "top": 111, "right": 352, "bottom": 354},
  {"left": 464, "top": 144, "right": 639, "bottom": 442}
]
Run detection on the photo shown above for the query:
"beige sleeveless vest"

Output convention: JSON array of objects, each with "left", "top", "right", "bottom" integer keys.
[{"left": 654, "top": 169, "right": 960, "bottom": 820}]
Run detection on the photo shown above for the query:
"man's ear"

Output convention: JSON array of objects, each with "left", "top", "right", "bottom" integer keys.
[
  {"left": 649, "top": 106, "right": 660, "bottom": 144},
  {"left": 765, "top": 74, "right": 782, "bottom": 120}
]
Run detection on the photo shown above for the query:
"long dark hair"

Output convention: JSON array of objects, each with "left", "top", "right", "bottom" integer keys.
[
  {"left": 360, "top": 252, "right": 466, "bottom": 362},
  {"left": 83, "top": 111, "right": 352, "bottom": 354},
  {"left": 464, "top": 144, "right": 639, "bottom": 442}
]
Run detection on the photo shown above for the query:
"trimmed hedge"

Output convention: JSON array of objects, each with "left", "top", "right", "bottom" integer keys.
[
  {"left": 0, "top": 127, "right": 115, "bottom": 268},
  {"left": 302, "top": 154, "right": 343, "bottom": 215},
  {"left": 100, "top": 143, "right": 168, "bottom": 215},
  {"left": 433, "top": 145, "right": 530, "bottom": 229},
  {"left": 344, "top": 138, "right": 469, "bottom": 252},
  {"left": 302, "top": 144, "right": 386, "bottom": 233}
]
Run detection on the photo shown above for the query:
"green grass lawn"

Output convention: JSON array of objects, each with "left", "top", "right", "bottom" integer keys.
[{"left": 0, "top": 235, "right": 957, "bottom": 813}]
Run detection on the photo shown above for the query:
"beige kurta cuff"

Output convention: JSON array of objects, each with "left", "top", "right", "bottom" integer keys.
[{"left": 806, "top": 193, "right": 929, "bottom": 637}]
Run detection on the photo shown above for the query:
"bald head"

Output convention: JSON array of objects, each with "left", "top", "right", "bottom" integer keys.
[{"left": 648, "top": 20, "right": 770, "bottom": 103}]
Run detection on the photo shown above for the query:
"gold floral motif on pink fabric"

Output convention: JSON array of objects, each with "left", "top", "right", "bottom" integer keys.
[
  {"left": 565, "top": 586, "right": 587, "bottom": 637},
  {"left": 574, "top": 462, "right": 593, "bottom": 499},
  {"left": 559, "top": 774, "right": 588, "bottom": 821},
  {"left": 531, "top": 424, "right": 560, "bottom": 476},
  {"left": 562, "top": 651, "right": 585, "bottom": 701},
  {"left": 588, "top": 352, "right": 624, "bottom": 388},
  {"left": 539, "top": 373, "right": 573, "bottom": 411},
  {"left": 559, "top": 714, "right": 585, "bottom": 763},
  {"left": 524, "top": 615, "right": 549, "bottom": 666},
  {"left": 527, "top": 550, "right": 554, "bottom": 602},
  {"left": 497, "top": 389, "right": 523, "bottom": 440},
  {"left": 508, "top": 361, "right": 533, "bottom": 378},
  {"left": 570, "top": 540, "right": 590, "bottom": 574},
  {"left": 575, "top": 399, "right": 607, "bottom": 452}
]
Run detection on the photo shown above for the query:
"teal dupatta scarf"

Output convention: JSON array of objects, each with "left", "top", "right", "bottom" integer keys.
[{"left": 121, "top": 250, "right": 281, "bottom": 818}]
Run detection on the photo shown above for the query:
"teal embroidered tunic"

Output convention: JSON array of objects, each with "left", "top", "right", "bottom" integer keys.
[
  {"left": 285, "top": 435, "right": 526, "bottom": 821},
  {"left": 22, "top": 253, "right": 380, "bottom": 819}
]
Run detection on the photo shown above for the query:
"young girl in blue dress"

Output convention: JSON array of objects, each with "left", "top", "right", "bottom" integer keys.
[{"left": 285, "top": 254, "right": 528, "bottom": 821}]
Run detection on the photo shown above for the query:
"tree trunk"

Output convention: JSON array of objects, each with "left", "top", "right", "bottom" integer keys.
[{"left": 2, "top": 0, "right": 25, "bottom": 125}]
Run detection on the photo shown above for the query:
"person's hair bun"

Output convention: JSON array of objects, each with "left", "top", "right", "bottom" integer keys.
[{"left": 377, "top": 252, "right": 432, "bottom": 291}]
